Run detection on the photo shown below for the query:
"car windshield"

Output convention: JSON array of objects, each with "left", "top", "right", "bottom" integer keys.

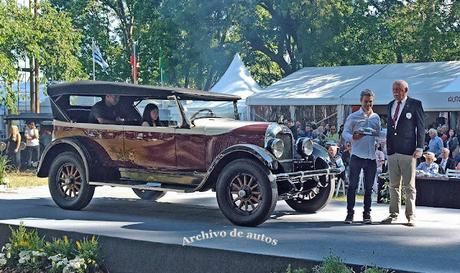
[{"left": 181, "top": 99, "right": 238, "bottom": 121}]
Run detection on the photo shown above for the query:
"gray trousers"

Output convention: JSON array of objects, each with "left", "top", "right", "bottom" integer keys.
[{"left": 387, "top": 153, "right": 417, "bottom": 219}]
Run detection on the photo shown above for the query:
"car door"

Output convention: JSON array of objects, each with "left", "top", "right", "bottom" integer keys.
[
  {"left": 175, "top": 127, "right": 206, "bottom": 172},
  {"left": 123, "top": 125, "right": 176, "bottom": 170}
]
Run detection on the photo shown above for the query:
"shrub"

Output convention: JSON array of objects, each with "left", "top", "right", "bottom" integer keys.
[
  {"left": 313, "top": 255, "right": 354, "bottom": 273},
  {"left": 0, "top": 225, "right": 105, "bottom": 273},
  {"left": 284, "top": 264, "right": 309, "bottom": 273},
  {"left": 4, "top": 224, "right": 47, "bottom": 271},
  {"left": 75, "top": 236, "right": 103, "bottom": 272},
  {"left": 45, "top": 236, "right": 74, "bottom": 258},
  {"left": 0, "top": 156, "right": 9, "bottom": 185}
]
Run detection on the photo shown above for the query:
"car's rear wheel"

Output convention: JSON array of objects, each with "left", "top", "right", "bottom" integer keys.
[
  {"left": 285, "top": 177, "right": 335, "bottom": 213},
  {"left": 132, "top": 189, "right": 166, "bottom": 201},
  {"left": 216, "top": 159, "right": 277, "bottom": 227},
  {"left": 48, "top": 151, "right": 94, "bottom": 210}
]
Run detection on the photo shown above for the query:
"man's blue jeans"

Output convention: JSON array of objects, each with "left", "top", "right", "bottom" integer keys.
[{"left": 347, "top": 155, "right": 377, "bottom": 214}]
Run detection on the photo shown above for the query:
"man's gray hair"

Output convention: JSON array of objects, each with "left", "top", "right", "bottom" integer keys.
[
  {"left": 428, "top": 128, "right": 437, "bottom": 135},
  {"left": 360, "top": 89, "right": 375, "bottom": 100},
  {"left": 393, "top": 80, "right": 409, "bottom": 91}
]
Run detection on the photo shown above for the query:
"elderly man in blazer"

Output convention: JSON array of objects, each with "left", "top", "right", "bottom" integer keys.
[
  {"left": 382, "top": 80, "right": 425, "bottom": 227},
  {"left": 436, "top": 148, "right": 456, "bottom": 174}
]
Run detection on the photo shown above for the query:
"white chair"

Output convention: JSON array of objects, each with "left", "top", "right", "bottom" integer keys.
[
  {"left": 335, "top": 177, "right": 346, "bottom": 197},
  {"left": 446, "top": 169, "right": 460, "bottom": 178}
]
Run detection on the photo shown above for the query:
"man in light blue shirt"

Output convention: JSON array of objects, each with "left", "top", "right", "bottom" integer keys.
[
  {"left": 342, "top": 89, "right": 381, "bottom": 224},
  {"left": 427, "top": 128, "right": 443, "bottom": 158}
]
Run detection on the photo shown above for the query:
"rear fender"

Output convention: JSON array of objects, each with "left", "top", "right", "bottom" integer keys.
[{"left": 37, "top": 137, "right": 91, "bottom": 179}]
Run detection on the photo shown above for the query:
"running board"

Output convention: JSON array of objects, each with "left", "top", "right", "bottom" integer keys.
[{"left": 88, "top": 180, "right": 196, "bottom": 193}]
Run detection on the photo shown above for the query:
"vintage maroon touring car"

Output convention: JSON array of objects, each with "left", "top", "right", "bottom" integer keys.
[{"left": 37, "top": 81, "right": 339, "bottom": 226}]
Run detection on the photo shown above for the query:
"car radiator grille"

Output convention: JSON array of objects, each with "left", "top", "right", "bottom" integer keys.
[{"left": 276, "top": 132, "right": 293, "bottom": 160}]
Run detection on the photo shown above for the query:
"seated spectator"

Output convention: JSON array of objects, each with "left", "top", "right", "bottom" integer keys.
[
  {"left": 296, "top": 127, "right": 306, "bottom": 138},
  {"left": 446, "top": 129, "right": 459, "bottom": 156},
  {"left": 88, "top": 94, "right": 120, "bottom": 124},
  {"left": 439, "top": 125, "right": 449, "bottom": 142},
  {"left": 326, "top": 144, "right": 345, "bottom": 181},
  {"left": 325, "top": 125, "right": 340, "bottom": 143},
  {"left": 304, "top": 124, "right": 317, "bottom": 139},
  {"left": 142, "top": 103, "right": 164, "bottom": 127},
  {"left": 287, "top": 119, "right": 297, "bottom": 139},
  {"left": 417, "top": 152, "right": 439, "bottom": 174},
  {"left": 427, "top": 128, "right": 443, "bottom": 158},
  {"left": 436, "top": 148, "right": 456, "bottom": 174}
]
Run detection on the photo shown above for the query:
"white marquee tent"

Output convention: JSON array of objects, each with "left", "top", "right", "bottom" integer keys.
[
  {"left": 246, "top": 61, "right": 460, "bottom": 124},
  {"left": 341, "top": 61, "right": 460, "bottom": 111},
  {"left": 184, "top": 53, "right": 261, "bottom": 120},
  {"left": 246, "top": 64, "right": 386, "bottom": 106}
]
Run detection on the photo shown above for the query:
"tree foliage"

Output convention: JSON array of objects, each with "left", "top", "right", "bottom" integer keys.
[
  {"left": 3, "top": 0, "right": 459, "bottom": 98},
  {"left": 0, "top": 0, "right": 84, "bottom": 113}
]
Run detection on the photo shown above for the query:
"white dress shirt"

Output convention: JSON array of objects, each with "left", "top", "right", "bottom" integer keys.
[
  {"left": 391, "top": 96, "right": 407, "bottom": 127},
  {"left": 342, "top": 108, "right": 381, "bottom": 160}
]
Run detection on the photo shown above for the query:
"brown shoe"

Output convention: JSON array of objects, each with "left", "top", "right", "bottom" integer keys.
[{"left": 381, "top": 214, "right": 398, "bottom": 224}]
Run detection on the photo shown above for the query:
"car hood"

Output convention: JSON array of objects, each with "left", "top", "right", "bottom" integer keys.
[{"left": 191, "top": 118, "right": 270, "bottom": 136}]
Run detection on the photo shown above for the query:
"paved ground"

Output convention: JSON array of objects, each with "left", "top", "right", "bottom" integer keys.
[{"left": 0, "top": 186, "right": 459, "bottom": 273}]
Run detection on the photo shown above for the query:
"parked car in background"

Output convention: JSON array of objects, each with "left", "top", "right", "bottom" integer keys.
[{"left": 37, "top": 81, "right": 339, "bottom": 226}]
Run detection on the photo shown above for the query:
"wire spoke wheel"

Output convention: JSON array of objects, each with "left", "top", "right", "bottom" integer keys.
[
  {"left": 229, "top": 173, "right": 262, "bottom": 214},
  {"left": 56, "top": 163, "right": 82, "bottom": 199}
]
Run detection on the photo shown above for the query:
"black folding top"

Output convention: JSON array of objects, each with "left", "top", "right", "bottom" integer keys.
[{"left": 47, "top": 81, "right": 240, "bottom": 101}]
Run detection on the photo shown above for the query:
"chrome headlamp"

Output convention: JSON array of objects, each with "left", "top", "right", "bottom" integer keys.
[
  {"left": 267, "top": 138, "right": 284, "bottom": 158},
  {"left": 296, "top": 137, "right": 313, "bottom": 157},
  {"left": 264, "top": 123, "right": 287, "bottom": 159}
]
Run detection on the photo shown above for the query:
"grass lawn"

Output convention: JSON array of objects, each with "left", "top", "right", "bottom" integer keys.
[{"left": 5, "top": 171, "right": 48, "bottom": 189}]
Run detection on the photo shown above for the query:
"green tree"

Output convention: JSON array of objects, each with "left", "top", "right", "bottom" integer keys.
[{"left": 0, "top": 0, "right": 85, "bottom": 113}]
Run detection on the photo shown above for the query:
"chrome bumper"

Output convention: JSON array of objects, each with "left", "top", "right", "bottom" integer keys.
[{"left": 269, "top": 168, "right": 342, "bottom": 184}]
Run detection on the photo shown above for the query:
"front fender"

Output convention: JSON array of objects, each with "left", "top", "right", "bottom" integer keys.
[
  {"left": 37, "top": 137, "right": 91, "bottom": 179},
  {"left": 194, "top": 144, "right": 279, "bottom": 191}
]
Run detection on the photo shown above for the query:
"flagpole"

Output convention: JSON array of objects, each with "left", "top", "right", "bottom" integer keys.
[
  {"left": 159, "top": 46, "right": 164, "bottom": 85},
  {"left": 92, "top": 39, "right": 96, "bottom": 81}
]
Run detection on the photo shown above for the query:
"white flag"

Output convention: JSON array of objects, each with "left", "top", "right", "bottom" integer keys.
[{"left": 92, "top": 42, "right": 109, "bottom": 70}]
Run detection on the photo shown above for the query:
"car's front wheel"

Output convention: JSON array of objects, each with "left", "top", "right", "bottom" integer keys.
[
  {"left": 132, "top": 189, "right": 166, "bottom": 201},
  {"left": 48, "top": 151, "right": 94, "bottom": 210},
  {"left": 216, "top": 159, "right": 278, "bottom": 227}
]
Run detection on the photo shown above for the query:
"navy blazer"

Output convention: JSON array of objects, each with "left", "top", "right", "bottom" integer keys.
[
  {"left": 436, "top": 157, "right": 456, "bottom": 174},
  {"left": 387, "top": 97, "right": 425, "bottom": 156}
]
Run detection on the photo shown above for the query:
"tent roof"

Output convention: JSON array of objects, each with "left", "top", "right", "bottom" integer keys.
[
  {"left": 210, "top": 53, "right": 261, "bottom": 99},
  {"left": 247, "top": 61, "right": 460, "bottom": 111},
  {"left": 246, "top": 64, "right": 386, "bottom": 105},
  {"left": 341, "top": 61, "right": 460, "bottom": 109}
]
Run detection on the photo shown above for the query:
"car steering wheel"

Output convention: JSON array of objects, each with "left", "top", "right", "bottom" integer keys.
[{"left": 190, "top": 108, "right": 215, "bottom": 121}]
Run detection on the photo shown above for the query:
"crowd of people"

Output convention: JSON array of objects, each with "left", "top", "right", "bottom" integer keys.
[
  {"left": 3, "top": 121, "right": 52, "bottom": 170},
  {"left": 283, "top": 80, "right": 460, "bottom": 226},
  {"left": 283, "top": 104, "right": 460, "bottom": 180}
]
